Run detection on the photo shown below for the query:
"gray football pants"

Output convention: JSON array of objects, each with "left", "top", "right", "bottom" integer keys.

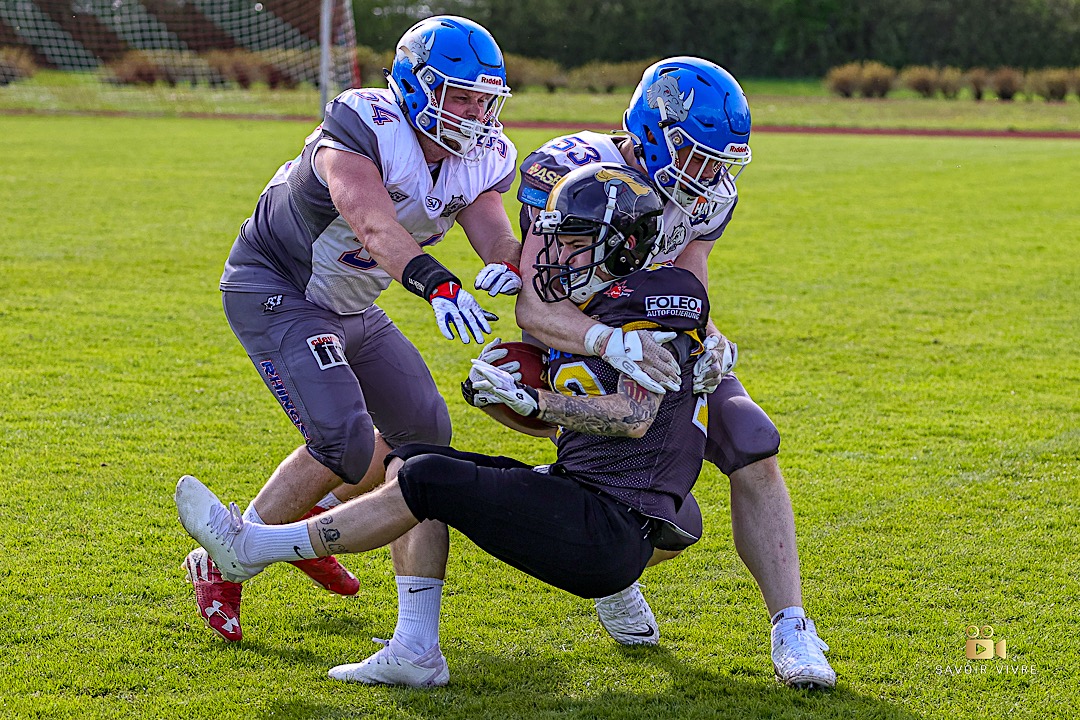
[{"left": 222, "top": 291, "right": 451, "bottom": 484}]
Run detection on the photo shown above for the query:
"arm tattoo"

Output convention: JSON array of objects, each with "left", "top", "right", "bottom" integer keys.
[{"left": 537, "top": 374, "right": 661, "bottom": 437}]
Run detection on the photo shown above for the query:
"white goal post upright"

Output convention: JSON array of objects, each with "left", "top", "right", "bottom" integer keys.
[{"left": 320, "top": 0, "right": 333, "bottom": 115}]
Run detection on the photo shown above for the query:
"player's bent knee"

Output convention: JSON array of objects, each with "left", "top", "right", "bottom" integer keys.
[
  {"left": 718, "top": 396, "right": 781, "bottom": 471},
  {"left": 649, "top": 492, "right": 703, "bottom": 552},
  {"left": 394, "top": 453, "right": 464, "bottom": 521},
  {"left": 318, "top": 413, "right": 376, "bottom": 485}
]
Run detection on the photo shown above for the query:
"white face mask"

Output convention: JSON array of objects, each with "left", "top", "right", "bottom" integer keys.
[
  {"left": 653, "top": 126, "right": 750, "bottom": 222},
  {"left": 414, "top": 67, "right": 511, "bottom": 162}
]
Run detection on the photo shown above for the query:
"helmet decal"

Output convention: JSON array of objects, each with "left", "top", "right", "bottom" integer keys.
[
  {"left": 646, "top": 74, "right": 695, "bottom": 126},
  {"left": 594, "top": 167, "right": 651, "bottom": 196},
  {"left": 402, "top": 29, "right": 435, "bottom": 66}
]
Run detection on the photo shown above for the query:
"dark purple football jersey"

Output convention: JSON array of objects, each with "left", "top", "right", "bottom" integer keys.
[{"left": 549, "top": 263, "right": 710, "bottom": 532}]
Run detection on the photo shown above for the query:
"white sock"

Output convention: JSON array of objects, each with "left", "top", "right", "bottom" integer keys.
[
  {"left": 242, "top": 503, "right": 264, "bottom": 525},
  {"left": 771, "top": 606, "right": 806, "bottom": 625},
  {"left": 392, "top": 576, "right": 443, "bottom": 655},
  {"left": 316, "top": 491, "right": 342, "bottom": 510},
  {"left": 238, "top": 519, "right": 318, "bottom": 565}
]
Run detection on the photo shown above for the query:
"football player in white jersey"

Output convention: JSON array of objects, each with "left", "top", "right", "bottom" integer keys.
[
  {"left": 180, "top": 16, "right": 528, "bottom": 643},
  {"left": 514, "top": 57, "right": 836, "bottom": 689}
]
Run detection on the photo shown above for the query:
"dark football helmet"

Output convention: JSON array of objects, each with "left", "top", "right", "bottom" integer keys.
[{"left": 532, "top": 162, "right": 664, "bottom": 303}]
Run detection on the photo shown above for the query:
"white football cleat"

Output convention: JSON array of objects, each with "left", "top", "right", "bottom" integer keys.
[
  {"left": 771, "top": 616, "right": 837, "bottom": 689},
  {"left": 174, "top": 475, "right": 261, "bottom": 584},
  {"left": 329, "top": 638, "right": 449, "bottom": 688},
  {"left": 594, "top": 581, "right": 659, "bottom": 646}
]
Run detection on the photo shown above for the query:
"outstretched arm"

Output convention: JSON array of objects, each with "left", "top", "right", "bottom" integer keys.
[{"left": 457, "top": 189, "right": 522, "bottom": 267}]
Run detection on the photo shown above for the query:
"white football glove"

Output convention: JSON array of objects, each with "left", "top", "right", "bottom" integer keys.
[
  {"left": 469, "top": 360, "right": 540, "bottom": 417},
  {"left": 692, "top": 334, "right": 738, "bottom": 395},
  {"left": 585, "top": 325, "right": 680, "bottom": 394},
  {"left": 474, "top": 262, "right": 522, "bottom": 297},
  {"left": 469, "top": 337, "right": 521, "bottom": 382},
  {"left": 429, "top": 281, "right": 496, "bottom": 344}
]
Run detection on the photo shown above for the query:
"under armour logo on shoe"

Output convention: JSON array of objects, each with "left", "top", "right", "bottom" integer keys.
[{"left": 205, "top": 600, "right": 237, "bottom": 625}]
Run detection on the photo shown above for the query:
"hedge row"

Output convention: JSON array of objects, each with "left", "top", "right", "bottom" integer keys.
[
  {"left": 826, "top": 62, "right": 1080, "bottom": 101},
  {"left": 102, "top": 49, "right": 335, "bottom": 88},
  {"left": 0, "top": 45, "right": 652, "bottom": 94}
]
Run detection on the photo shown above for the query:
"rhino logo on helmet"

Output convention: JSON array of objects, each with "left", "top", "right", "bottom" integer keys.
[
  {"left": 400, "top": 29, "right": 435, "bottom": 66},
  {"left": 646, "top": 74, "right": 695, "bottom": 127}
]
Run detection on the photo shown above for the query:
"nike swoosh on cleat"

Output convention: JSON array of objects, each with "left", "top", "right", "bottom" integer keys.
[
  {"left": 623, "top": 626, "right": 657, "bottom": 637},
  {"left": 407, "top": 586, "right": 435, "bottom": 593}
]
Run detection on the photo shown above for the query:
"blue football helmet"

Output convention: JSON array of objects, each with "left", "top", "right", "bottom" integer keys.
[
  {"left": 623, "top": 57, "right": 751, "bottom": 222},
  {"left": 387, "top": 15, "right": 511, "bottom": 161}
]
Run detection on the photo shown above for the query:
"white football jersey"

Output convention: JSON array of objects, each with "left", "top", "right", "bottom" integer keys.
[
  {"left": 222, "top": 88, "right": 517, "bottom": 314},
  {"left": 516, "top": 131, "right": 737, "bottom": 263}
]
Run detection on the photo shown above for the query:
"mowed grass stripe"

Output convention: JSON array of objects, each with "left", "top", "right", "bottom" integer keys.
[{"left": 0, "top": 116, "right": 1076, "bottom": 719}]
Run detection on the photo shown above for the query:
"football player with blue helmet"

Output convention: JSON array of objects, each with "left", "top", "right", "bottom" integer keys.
[
  {"left": 513, "top": 56, "right": 836, "bottom": 689},
  {"left": 181, "top": 16, "right": 524, "bottom": 645},
  {"left": 623, "top": 56, "right": 751, "bottom": 223}
]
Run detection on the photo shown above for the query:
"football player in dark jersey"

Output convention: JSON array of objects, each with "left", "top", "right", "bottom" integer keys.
[
  {"left": 175, "top": 164, "right": 714, "bottom": 688},
  {"left": 513, "top": 58, "right": 835, "bottom": 689}
]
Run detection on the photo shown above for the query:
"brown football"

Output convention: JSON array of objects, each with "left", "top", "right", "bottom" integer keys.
[{"left": 482, "top": 341, "right": 556, "bottom": 434}]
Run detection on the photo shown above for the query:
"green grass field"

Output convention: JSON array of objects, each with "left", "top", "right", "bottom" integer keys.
[{"left": 0, "top": 114, "right": 1078, "bottom": 719}]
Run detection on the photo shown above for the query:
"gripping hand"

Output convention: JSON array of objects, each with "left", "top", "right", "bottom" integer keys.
[
  {"left": 474, "top": 262, "right": 522, "bottom": 297},
  {"left": 692, "top": 334, "right": 738, "bottom": 394},
  {"left": 430, "top": 281, "right": 496, "bottom": 344},
  {"left": 468, "top": 360, "right": 540, "bottom": 418},
  {"left": 471, "top": 337, "right": 521, "bottom": 381},
  {"left": 461, "top": 338, "right": 520, "bottom": 409},
  {"left": 586, "top": 325, "right": 681, "bottom": 394}
]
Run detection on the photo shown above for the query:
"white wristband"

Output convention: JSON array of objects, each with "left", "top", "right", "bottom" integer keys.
[{"left": 583, "top": 323, "right": 613, "bottom": 356}]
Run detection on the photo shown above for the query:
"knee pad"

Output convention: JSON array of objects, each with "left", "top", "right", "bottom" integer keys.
[
  {"left": 650, "top": 492, "right": 703, "bottom": 551},
  {"left": 708, "top": 393, "right": 781, "bottom": 475},
  {"left": 310, "top": 411, "right": 375, "bottom": 485},
  {"left": 395, "top": 452, "right": 463, "bottom": 521},
  {"left": 725, "top": 395, "right": 780, "bottom": 459}
]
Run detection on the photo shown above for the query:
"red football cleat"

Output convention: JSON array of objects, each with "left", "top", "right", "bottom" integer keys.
[
  {"left": 183, "top": 548, "right": 243, "bottom": 642},
  {"left": 289, "top": 505, "right": 360, "bottom": 596}
]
